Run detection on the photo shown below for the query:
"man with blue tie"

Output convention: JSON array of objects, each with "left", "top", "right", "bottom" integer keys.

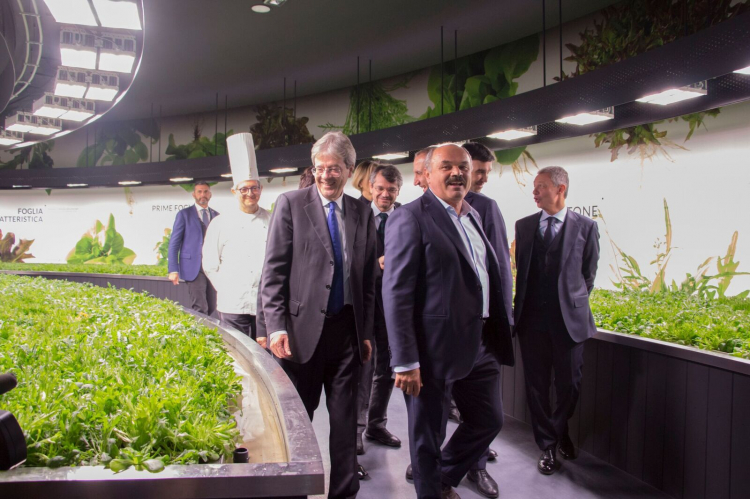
[
  {"left": 383, "top": 144, "right": 514, "bottom": 499},
  {"left": 514, "top": 166, "right": 600, "bottom": 475},
  {"left": 168, "top": 181, "right": 219, "bottom": 315},
  {"left": 259, "top": 131, "right": 376, "bottom": 499}
]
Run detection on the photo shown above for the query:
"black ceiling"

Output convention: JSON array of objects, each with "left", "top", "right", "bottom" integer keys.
[{"left": 102, "top": 0, "right": 619, "bottom": 122}]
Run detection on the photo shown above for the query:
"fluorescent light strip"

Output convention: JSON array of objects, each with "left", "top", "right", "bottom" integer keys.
[
  {"left": 43, "top": 0, "right": 97, "bottom": 26},
  {"left": 12, "top": 185, "right": 31, "bottom": 188},
  {"left": 636, "top": 82, "right": 707, "bottom": 106},
  {"left": 98, "top": 52, "right": 136, "bottom": 73},
  {"left": 220, "top": 173, "right": 233, "bottom": 178},
  {"left": 118, "top": 180, "right": 141, "bottom": 186},
  {"left": 61, "top": 47, "right": 97, "bottom": 70},
  {"left": 170, "top": 177, "right": 194, "bottom": 182},
  {"left": 373, "top": 152, "right": 409, "bottom": 160},
  {"left": 67, "top": 183, "right": 88, "bottom": 188},
  {"left": 488, "top": 126, "right": 537, "bottom": 141},
  {"left": 252, "top": 5, "right": 271, "bottom": 13},
  {"left": 735, "top": 66, "right": 750, "bottom": 75},
  {"left": 55, "top": 81, "right": 87, "bottom": 98},
  {"left": 92, "top": 0, "right": 142, "bottom": 30},
  {"left": 556, "top": 108, "right": 614, "bottom": 126},
  {"left": 269, "top": 167, "right": 298, "bottom": 174}
]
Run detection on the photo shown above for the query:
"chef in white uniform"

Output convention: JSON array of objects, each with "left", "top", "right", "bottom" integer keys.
[{"left": 202, "top": 133, "right": 271, "bottom": 339}]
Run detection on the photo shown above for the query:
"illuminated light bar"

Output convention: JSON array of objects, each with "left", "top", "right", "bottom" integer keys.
[
  {"left": 85, "top": 72, "right": 119, "bottom": 101},
  {"left": 61, "top": 99, "right": 96, "bottom": 122},
  {"left": 67, "top": 183, "right": 89, "bottom": 188},
  {"left": 220, "top": 173, "right": 233, "bottom": 178},
  {"left": 556, "top": 107, "right": 614, "bottom": 126},
  {"left": 373, "top": 152, "right": 409, "bottom": 160},
  {"left": 60, "top": 29, "right": 98, "bottom": 69},
  {"left": 118, "top": 180, "right": 141, "bottom": 186},
  {"left": 5, "top": 112, "right": 62, "bottom": 135},
  {"left": 54, "top": 67, "right": 88, "bottom": 98},
  {"left": 636, "top": 81, "right": 707, "bottom": 106},
  {"left": 33, "top": 94, "right": 96, "bottom": 122},
  {"left": 264, "top": 0, "right": 288, "bottom": 5},
  {"left": 92, "top": 0, "right": 142, "bottom": 30},
  {"left": 735, "top": 66, "right": 750, "bottom": 75},
  {"left": 488, "top": 125, "right": 538, "bottom": 141},
  {"left": 170, "top": 177, "right": 194, "bottom": 182},
  {"left": 0, "top": 130, "right": 24, "bottom": 146},
  {"left": 98, "top": 34, "right": 137, "bottom": 73},
  {"left": 252, "top": 5, "right": 271, "bottom": 13},
  {"left": 269, "top": 167, "right": 298, "bottom": 174},
  {"left": 12, "top": 185, "right": 31, "bottom": 189},
  {"left": 43, "top": 0, "right": 97, "bottom": 26}
]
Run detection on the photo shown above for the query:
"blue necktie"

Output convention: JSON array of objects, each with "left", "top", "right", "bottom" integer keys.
[
  {"left": 544, "top": 217, "right": 556, "bottom": 247},
  {"left": 326, "top": 202, "right": 345, "bottom": 314},
  {"left": 201, "top": 208, "right": 209, "bottom": 226}
]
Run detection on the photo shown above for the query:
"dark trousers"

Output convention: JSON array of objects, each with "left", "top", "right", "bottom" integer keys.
[
  {"left": 405, "top": 340, "right": 503, "bottom": 499},
  {"left": 357, "top": 318, "right": 394, "bottom": 433},
  {"left": 220, "top": 313, "right": 256, "bottom": 339},
  {"left": 278, "top": 306, "right": 360, "bottom": 499},
  {"left": 518, "top": 325, "right": 585, "bottom": 451},
  {"left": 186, "top": 270, "right": 217, "bottom": 316}
]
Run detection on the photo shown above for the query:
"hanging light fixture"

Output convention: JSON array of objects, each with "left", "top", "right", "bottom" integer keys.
[
  {"left": 373, "top": 152, "right": 409, "bottom": 160},
  {"left": 98, "top": 34, "right": 137, "bottom": 73},
  {"left": 54, "top": 67, "right": 88, "bottom": 98},
  {"left": 487, "top": 126, "right": 538, "bottom": 140},
  {"left": 269, "top": 167, "right": 298, "bottom": 174},
  {"left": 33, "top": 94, "right": 95, "bottom": 122},
  {"left": 0, "top": 130, "right": 23, "bottom": 146},
  {"left": 636, "top": 81, "right": 707, "bottom": 106},
  {"left": 5, "top": 112, "right": 62, "bottom": 135},
  {"left": 556, "top": 107, "right": 614, "bottom": 126},
  {"left": 42, "top": 0, "right": 97, "bottom": 26},
  {"left": 60, "top": 29, "right": 98, "bottom": 70},
  {"left": 85, "top": 72, "right": 119, "bottom": 101},
  {"left": 92, "top": 0, "right": 142, "bottom": 30},
  {"left": 734, "top": 66, "right": 750, "bottom": 75}
]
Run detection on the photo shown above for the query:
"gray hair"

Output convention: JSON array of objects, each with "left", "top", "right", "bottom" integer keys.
[
  {"left": 538, "top": 166, "right": 570, "bottom": 198},
  {"left": 424, "top": 143, "right": 472, "bottom": 171},
  {"left": 369, "top": 163, "right": 403, "bottom": 189},
  {"left": 414, "top": 146, "right": 436, "bottom": 159},
  {"left": 311, "top": 131, "right": 357, "bottom": 168}
]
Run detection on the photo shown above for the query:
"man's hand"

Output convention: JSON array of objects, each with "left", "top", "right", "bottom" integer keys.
[
  {"left": 168, "top": 272, "right": 179, "bottom": 285},
  {"left": 256, "top": 337, "right": 268, "bottom": 349},
  {"left": 361, "top": 340, "right": 372, "bottom": 362},
  {"left": 378, "top": 255, "right": 385, "bottom": 270},
  {"left": 270, "top": 333, "right": 292, "bottom": 359},
  {"left": 395, "top": 368, "right": 422, "bottom": 397}
]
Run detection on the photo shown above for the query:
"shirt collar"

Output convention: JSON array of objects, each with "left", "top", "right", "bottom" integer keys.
[
  {"left": 195, "top": 203, "right": 210, "bottom": 212},
  {"left": 540, "top": 206, "right": 567, "bottom": 224},
  {"left": 431, "top": 188, "right": 470, "bottom": 217},
  {"left": 371, "top": 200, "right": 395, "bottom": 218},
  {"left": 317, "top": 188, "right": 345, "bottom": 213}
]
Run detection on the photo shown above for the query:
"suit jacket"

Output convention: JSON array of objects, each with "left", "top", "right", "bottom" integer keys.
[
  {"left": 514, "top": 210, "right": 600, "bottom": 343},
  {"left": 168, "top": 205, "right": 219, "bottom": 281},
  {"left": 382, "top": 189, "right": 514, "bottom": 381},
  {"left": 464, "top": 191, "right": 514, "bottom": 327},
  {"left": 259, "top": 185, "right": 378, "bottom": 364}
]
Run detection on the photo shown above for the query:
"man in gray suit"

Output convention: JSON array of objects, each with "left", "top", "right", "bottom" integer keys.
[
  {"left": 514, "top": 166, "right": 600, "bottom": 475},
  {"left": 259, "top": 131, "right": 376, "bottom": 499}
]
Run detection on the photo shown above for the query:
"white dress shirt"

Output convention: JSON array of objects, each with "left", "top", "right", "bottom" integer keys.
[
  {"left": 539, "top": 207, "right": 568, "bottom": 239},
  {"left": 371, "top": 200, "right": 395, "bottom": 229},
  {"left": 202, "top": 207, "right": 271, "bottom": 315},
  {"left": 269, "top": 189, "right": 353, "bottom": 341},
  {"left": 394, "top": 192, "right": 490, "bottom": 373}
]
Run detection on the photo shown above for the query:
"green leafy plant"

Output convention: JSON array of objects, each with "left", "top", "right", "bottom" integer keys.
[
  {"left": 0, "top": 141, "right": 55, "bottom": 170},
  {"left": 165, "top": 118, "right": 233, "bottom": 160},
  {"left": 0, "top": 262, "right": 166, "bottom": 276},
  {"left": 320, "top": 75, "right": 416, "bottom": 135},
  {"left": 77, "top": 120, "right": 158, "bottom": 167},
  {"left": 154, "top": 228, "right": 171, "bottom": 266},
  {"left": 66, "top": 214, "right": 136, "bottom": 265},
  {"left": 0, "top": 274, "right": 241, "bottom": 470},
  {"left": 251, "top": 104, "right": 316, "bottom": 148},
  {"left": 0, "top": 230, "right": 35, "bottom": 262}
]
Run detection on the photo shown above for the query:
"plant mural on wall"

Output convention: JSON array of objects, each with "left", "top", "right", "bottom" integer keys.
[
  {"left": 77, "top": 119, "right": 160, "bottom": 167},
  {"left": 563, "top": 0, "right": 750, "bottom": 162},
  {"left": 0, "top": 229, "right": 35, "bottom": 262},
  {"left": 250, "top": 104, "right": 316, "bottom": 149},
  {"left": 607, "top": 199, "right": 749, "bottom": 298},
  {"left": 153, "top": 228, "right": 171, "bottom": 266},
  {"left": 67, "top": 214, "right": 136, "bottom": 265}
]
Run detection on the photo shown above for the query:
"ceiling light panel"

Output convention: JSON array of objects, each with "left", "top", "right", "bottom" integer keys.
[
  {"left": 92, "top": 0, "right": 142, "bottom": 30},
  {"left": 60, "top": 29, "right": 98, "bottom": 69},
  {"left": 54, "top": 67, "right": 88, "bottom": 98},
  {"left": 0, "top": 130, "right": 23, "bottom": 146},
  {"left": 85, "top": 72, "right": 119, "bottom": 101},
  {"left": 252, "top": 5, "right": 271, "bottom": 13},
  {"left": 636, "top": 81, "right": 707, "bottom": 106},
  {"left": 373, "top": 152, "right": 409, "bottom": 160},
  {"left": 735, "top": 66, "right": 750, "bottom": 75},
  {"left": 555, "top": 107, "right": 614, "bottom": 126},
  {"left": 43, "top": 0, "right": 97, "bottom": 26},
  {"left": 488, "top": 126, "right": 538, "bottom": 140},
  {"left": 98, "top": 34, "right": 137, "bottom": 73},
  {"left": 269, "top": 167, "right": 298, "bottom": 174}
]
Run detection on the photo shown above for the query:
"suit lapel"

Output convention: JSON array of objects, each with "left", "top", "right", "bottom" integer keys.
[
  {"left": 560, "top": 210, "right": 581, "bottom": 266},
  {"left": 518, "top": 212, "right": 542, "bottom": 284},
  {"left": 343, "top": 195, "right": 360, "bottom": 264},
  {"left": 303, "top": 186, "right": 334, "bottom": 259},
  {"left": 423, "top": 190, "right": 475, "bottom": 274}
]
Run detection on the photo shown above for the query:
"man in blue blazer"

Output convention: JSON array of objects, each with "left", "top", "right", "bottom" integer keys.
[
  {"left": 383, "top": 144, "right": 514, "bottom": 499},
  {"left": 514, "top": 166, "right": 599, "bottom": 475},
  {"left": 168, "top": 181, "right": 219, "bottom": 315}
]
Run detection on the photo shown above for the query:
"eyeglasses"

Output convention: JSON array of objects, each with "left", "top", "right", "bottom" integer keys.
[
  {"left": 372, "top": 186, "right": 399, "bottom": 195},
  {"left": 238, "top": 186, "right": 261, "bottom": 194},
  {"left": 312, "top": 166, "right": 343, "bottom": 177}
]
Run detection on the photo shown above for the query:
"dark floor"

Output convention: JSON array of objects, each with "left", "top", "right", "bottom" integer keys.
[{"left": 311, "top": 391, "right": 670, "bottom": 499}]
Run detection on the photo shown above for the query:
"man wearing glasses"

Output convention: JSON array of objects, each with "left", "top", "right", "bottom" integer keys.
[
  {"left": 260, "top": 131, "right": 376, "bottom": 499},
  {"left": 203, "top": 133, "right": 270, "bottom": 340}
]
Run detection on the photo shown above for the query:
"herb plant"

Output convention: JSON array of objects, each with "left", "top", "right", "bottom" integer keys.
[
  {"left": 76, "top": 120, "right": 158, "bottom": 167},
  {"left": 0, "top": 262, "right": 166, "bottom": 276},
  {"left": 66, "top": 214, "right": 137, "bottom": 265},
  {"left": 0, "top": 230, "right": 35, "bottom": 263},
  {"left": 250, "top": 104, "right": 316, "bottom": 149},
  {"left": 153, "top": 228, "right": 172, "bottom": 266},
  {"left": 0, "top": 275, "right": 241, "bottom": 471}
]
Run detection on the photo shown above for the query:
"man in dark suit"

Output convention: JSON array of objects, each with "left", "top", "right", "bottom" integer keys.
[
  {"left": 514, "top": 166, "right": 600, "bottom": 475},
  {"left": 383, "top": 144, "right": 514, "bottom": 499},
  {"left": 259, "top": 131, "right": 376, "bottom": 499},
  {"left": 357, "top": 164, "right": 403, "bottom": 460},
  {"left": 168, "top": 181, "right": 219, "bottom": 315}
]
